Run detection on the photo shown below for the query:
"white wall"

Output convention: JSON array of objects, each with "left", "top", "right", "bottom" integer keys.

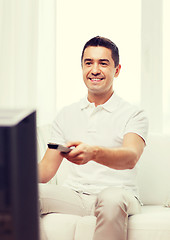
[
  {"left": 0, "top": 0, "right": 38, "bottom": 109},
  {"left": 141, "top": 0, "right": 163, "bottom": 132},
  {"left": 163, "top": 0, "right": 170, "bottom": 134},
  {"left": 0, "top": 0, "right": 56, "bottom": 126},
  {"left": 56, "top": 0, "right": 141, "bottom": 110},
  {"left": 0, "top": 0, "right": 170, "bottom": 133}
]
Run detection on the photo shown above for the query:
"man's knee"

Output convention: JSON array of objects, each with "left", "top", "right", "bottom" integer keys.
[
  {"left": 38, "top": 183, "right": 54, "bottom": 214},
  {"left": 38, "top": 184, "right": 68, "bottom": 214},
  {"left": 39, "top": 183, "right": 58, "bottom": 198},
  {"left": 95, "top": 188, "right": 129, "bottom": 218}
]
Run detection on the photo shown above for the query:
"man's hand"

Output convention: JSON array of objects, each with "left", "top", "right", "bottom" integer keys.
[{"left": 61, "top": 142, "right": 97, "bottom": 165}]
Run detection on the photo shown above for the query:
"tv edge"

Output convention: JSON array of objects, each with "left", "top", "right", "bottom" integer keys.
[{"left": 0, "top": 109, "right": 39, "bottom": 240}]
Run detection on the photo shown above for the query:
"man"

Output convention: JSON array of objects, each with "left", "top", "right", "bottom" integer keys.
[{"left": 39, "top": 36, "right": 148, "bottom": 240}]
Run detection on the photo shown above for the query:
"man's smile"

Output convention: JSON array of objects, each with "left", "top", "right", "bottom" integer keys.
[{"left": 89, "top": 77, "right": 104, "bottom": 82}]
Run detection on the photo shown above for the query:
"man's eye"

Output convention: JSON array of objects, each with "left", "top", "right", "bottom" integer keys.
[
  {"left": 100, "top": 62, "right": 108, "bottom": 66},
  {"left": 85, "top": 62, "right": 92, "bottom": 65}
]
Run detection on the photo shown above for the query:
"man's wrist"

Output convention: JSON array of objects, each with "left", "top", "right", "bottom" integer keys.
[{"left": 92, "top": 146, "right": 101, "bottom": 162}]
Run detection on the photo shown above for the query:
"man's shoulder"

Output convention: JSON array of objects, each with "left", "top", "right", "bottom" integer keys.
[
  {"left": 113, "top": 94, "right": 148, "bottom": 124},
  {"left": 114, "top": 94, "right": 140, "bottom": 112},
  {"left": 57, "top": 98, "right": 84, "bottom": 115}
]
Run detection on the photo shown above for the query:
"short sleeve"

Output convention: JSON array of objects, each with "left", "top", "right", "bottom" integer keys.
[
  {"left": 124, "top": 109, "right": 149, "bottom": 144},
  {"left": 49, "top": 111, "right": 66, "bottom": 145}
]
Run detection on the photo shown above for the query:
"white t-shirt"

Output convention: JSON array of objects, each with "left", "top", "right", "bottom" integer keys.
[{"left": 50, "top": 93, "right": 149, "bottom": 196}]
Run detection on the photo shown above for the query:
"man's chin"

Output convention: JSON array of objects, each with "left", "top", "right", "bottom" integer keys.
[{"left": 88, "top": 88, "right": 104, "bottom": 95}]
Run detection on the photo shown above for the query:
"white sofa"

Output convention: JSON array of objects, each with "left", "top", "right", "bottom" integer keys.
[{"left": 37, "top": 125, "right": 170, "bottom": 240}]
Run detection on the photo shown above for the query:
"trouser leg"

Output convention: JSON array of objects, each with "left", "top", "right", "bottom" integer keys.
[
  {"left": 93, "top": 187, "right": 141, "bottom": 240},
  {"left": 39, "top": 184, "right": 85, "bottom": 240},
  {"left": 39, "top": 183, "right": 90, "bottom": 216},
  {"left": 38, "top": 183, "right": 96, "bottom": 240}
]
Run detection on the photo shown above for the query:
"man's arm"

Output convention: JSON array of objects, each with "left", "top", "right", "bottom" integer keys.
[
  {"left": 63, "top": 133, "right": 145, "bottom": 170},
  {"left": 38, "top": 148, "right": 63, "bottom": 183}
]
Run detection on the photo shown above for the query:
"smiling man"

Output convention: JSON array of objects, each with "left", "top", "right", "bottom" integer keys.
[
  {"left": 82, "top": 44, "right": 121, "bottom": 104},
  {"left": 39, "top": 36, "right": 148, "bottom": 240}
]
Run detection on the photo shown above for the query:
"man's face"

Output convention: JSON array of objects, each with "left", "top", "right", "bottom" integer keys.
[{"left": 82, "top": 46, "right": 120, "bottom": 97}]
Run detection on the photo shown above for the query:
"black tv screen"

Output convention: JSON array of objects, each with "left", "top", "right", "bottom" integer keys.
[{"left": 0, "top": 109, "right": 39, "bottom": 240}]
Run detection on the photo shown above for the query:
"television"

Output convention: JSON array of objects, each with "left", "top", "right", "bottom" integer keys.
[{"left": 0, "top": 109, "right": 39, "bottom": 240}]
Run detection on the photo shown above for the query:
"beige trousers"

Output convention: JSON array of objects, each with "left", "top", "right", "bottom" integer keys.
[{"left": 39, "top": 184, "right": 141, "bottom": 240}]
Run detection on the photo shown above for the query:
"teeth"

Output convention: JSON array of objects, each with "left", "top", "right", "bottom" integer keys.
[{"left": 90, "top": 78, "right": 102, "bottom": 81}]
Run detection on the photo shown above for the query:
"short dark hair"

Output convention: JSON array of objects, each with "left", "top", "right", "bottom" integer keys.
[{"left": 81, "top": 36, "right": 120, "bottom": 67}]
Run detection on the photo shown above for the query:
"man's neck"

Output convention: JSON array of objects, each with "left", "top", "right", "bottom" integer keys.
[{"left": 87, "top": 91, "right": 114, "bottom": 107}]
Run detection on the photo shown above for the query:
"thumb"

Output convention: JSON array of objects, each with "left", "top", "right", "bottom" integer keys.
[{"left": 66, "top": 141, "right": 82, "bottom": 148}]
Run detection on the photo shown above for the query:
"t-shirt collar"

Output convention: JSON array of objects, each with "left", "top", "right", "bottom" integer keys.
[{"left": 80, "top": 92, "right": 120, "bottom": 112}]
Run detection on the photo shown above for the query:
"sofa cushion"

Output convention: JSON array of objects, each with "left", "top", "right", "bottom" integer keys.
[
  {"left": 42, "top": 206, "right": 170, "bottom": 240},
  {"left": 74, "top": 216, "right": 96, "bottom": 240},
  {"left": 137, "top": 134, "right": 170, "bottom": 205},
  {"left": 128, "top": 206, "right": 170, "bottom": 240},
  {"left": 42, "top": 213, "right": 81, "bottom": 240}
]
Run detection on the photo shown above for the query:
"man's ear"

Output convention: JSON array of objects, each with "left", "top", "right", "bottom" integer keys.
[{"left": 114, "top": 64, "right": 121, "bottom": 78}]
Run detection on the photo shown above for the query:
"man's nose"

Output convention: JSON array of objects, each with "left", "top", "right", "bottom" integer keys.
[{"left": 91, "top": 63, "right": 100, "bottom": 75}]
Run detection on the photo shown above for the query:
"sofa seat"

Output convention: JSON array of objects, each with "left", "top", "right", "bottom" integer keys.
[
  {"left": 42, "top": 205, "right": 170, "bottom": 240},
  {"left": 128, "top": 205, "right": 170, "bottom": 239},
  {"left": 42, "top": 214, "right": 96, "bottom": 240}
]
